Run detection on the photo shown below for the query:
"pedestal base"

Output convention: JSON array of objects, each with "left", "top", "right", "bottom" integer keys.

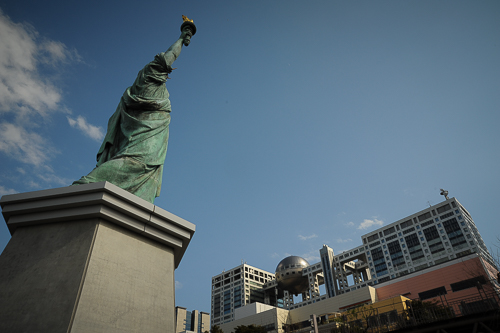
[{"left": 0, "top": 182, "right": 195, "bottom": 333}]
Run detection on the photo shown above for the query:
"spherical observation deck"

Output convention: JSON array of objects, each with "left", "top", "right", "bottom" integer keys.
[{"left": 275, "top": 256, "right": 310, "bottom": 295}]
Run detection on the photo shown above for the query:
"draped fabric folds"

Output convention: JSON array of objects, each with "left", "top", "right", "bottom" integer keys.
[{"left": 73, "top": 52, "right": 173, "bottom": 203}]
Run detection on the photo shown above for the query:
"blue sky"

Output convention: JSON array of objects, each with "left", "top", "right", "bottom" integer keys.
[{"left": 1, "top": 0, "right": 499, "bottom": 314}]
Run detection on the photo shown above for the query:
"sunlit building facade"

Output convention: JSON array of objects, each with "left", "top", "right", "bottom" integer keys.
[
  {"left": 211, "top": 196, "right": 499, "bottom": 327},
  {"left": 211, "top": 264, "right": 275, "bottom": 326},
  {"left": 175, "top": 307, "right": 210, "bottom": 333}
]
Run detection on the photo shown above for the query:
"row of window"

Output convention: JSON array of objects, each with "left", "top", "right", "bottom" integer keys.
[
  {"left": 418, "top": 276, "right": 486, "bottom": 300},
  {"left": 363, "top": 203, "right": 458, "bottom": 247}
]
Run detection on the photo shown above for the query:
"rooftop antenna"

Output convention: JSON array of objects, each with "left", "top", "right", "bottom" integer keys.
[{"left": 440, "top": 189, "right": 449, "bottom": 200}]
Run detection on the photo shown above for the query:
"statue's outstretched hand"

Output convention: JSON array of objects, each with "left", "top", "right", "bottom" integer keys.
[{"left": 180, "top": 28, "right": 193, "bottom": 46}]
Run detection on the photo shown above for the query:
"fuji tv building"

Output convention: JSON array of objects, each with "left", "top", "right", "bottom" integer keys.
[{"left": 211, "top": 194, "right": 499, "bottom": 332}]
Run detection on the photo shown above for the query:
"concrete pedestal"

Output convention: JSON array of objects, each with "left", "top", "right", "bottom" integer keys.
[{"left": 0, "top": 182, "right": 195, "bottom": 333}]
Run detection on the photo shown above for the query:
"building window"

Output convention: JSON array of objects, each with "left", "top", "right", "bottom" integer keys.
[
  {"left": 450, "top": 276, "right": 486, "bottom": 292},
  {"left": 419, "top": 286, "right": 447, "bottom": 300}
]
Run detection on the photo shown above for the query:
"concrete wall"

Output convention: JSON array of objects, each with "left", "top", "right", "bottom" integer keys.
[
  {"left": 221, "top": 307, "right": 290, "bottom": 333},
  {"left": 70, "top": 220, "right": 175, "bottom": 333},
  {"left": 220, "top": 287, "right": 377, "bottom": 333},
  {"left": 289, "top": 286, "right": 376, "bottom": 323},
  {"left": 235, "top": 302, "right": 276, "bottom": 320},
  {"left": 0, "top": 219, "right": 99, "bottom": 333},
  {"left": 0, "top": 182, "right": 195, "bottom": 333}
]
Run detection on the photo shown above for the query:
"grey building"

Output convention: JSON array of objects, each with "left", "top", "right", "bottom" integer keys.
[
  {"left": 211, "top": 264, "right": 275, "bottom": 326},
  {"left": 211, "top": 196, "right": 497, "bottom": 321},
  {"left": 175, "top": 307, "right": 210, "bottom": 333},
  {"left": 328, "top": 197, "right": 495, "bottom": 293}
]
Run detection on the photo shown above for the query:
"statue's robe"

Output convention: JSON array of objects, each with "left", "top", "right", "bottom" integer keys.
[{"left": 73, "top": 53, "right": 173, "bottom": 203}]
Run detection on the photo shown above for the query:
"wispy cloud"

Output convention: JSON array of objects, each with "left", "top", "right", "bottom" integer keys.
[
  {"left": 0, "top": 10, "right": 69, "bottom": 118},
  {"left": 298, "top": 234, "right": 318, "bottom": 241},
  {"left": 0, "top": 122, "right": 56, "bottom": 166},
  {"left": 37, "top": 173, "right": 71, "bottom": 186},
  {"left": 301, "top": 251, "right": 320, "bottom": 263},
  {"left": 357, "top": 218, "right": 384, "bottom": 230},
  {"left": 345, "top": 221, "right": 355, "bottom": 227},
  {"left": 0, "top": 185, "right": 17, "bottom": 195},
  {"left": 175, "top": 281, "right": 183, "bottom": 290},
  {"left": 67, "top": 116, "right": 104, "bottom": 141},
  {"left": 0, "top": 10, "right": 97, "bottom": 190},
  {"left": 336, "top": 238, "right": 353, "bottom": 243}
]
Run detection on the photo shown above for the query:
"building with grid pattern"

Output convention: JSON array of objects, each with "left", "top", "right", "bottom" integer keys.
[
  {"left": 175, "top": 307, "right": 210, "bottom": 333},
  {"left": 328, "top": 197, "right": 495, "bottom": 295},
  {"left": 211, "top": 196, "right": 498, "bottom": 326},
  {"left": 211, "top": 264, "right": 275, "bottom": 326}
]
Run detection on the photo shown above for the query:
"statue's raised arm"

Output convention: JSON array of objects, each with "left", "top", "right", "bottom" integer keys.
[
  {"left": 163, "top": 17, "right": 196, "bottom": 67},
  {"left": 72, "top": 16, "right": 197, "bottom": 203}
]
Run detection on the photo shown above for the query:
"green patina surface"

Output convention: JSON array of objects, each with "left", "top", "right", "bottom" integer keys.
[{"left": 73, "top": 21, "right": 195, "bottom": 203}]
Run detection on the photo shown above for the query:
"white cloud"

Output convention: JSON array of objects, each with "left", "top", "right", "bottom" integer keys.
[
  {"left": 336, "top": 238, "right": 353, "bottom": 243},
  {"left": 67, "top": 116, "right": 104, "bottom": 141},
  {"left": 39, "top": 39, "right": 81, "bottom": 65},
  {"left": 357, "top": 218, "right": 384, "bottom": 230},
  {"left": 0, "top": 185, "right": 17, "bottom": 195},
  {"left": 298, "top": 234, "right": 318, "bottom": 241},
  {"left": 345, "top": 222, "right": 355, "bottom": 227},
  {"left": 28, "top": 180, "right": 40, "bottom": 188},
  {"left": 0, "top": 122, "right": 56, "bottom": 166},
  {"left": 302, "top": 251, "right": 320, "bottom": 263},
  {"left": 0, "top": 10, "right": 84, "bottom": 189},
  {"left": 271, "top": 252, "right": 280, "bottom": 258},
  {"left": 0, "top": 11, "right": 67, "bottom": 118},
  {"left": 37, "top": 173, "right": 71, "bottom": 186},
  {"left": 175, "top": 281, "right": 183, "bottom": 290}
]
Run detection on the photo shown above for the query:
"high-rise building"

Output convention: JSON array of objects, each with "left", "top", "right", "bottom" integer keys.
[
  {"left": 211, "top": 196, "right": 499, "bottom": 325},
  {"left": 211, "top": 264, "right": 275, "bottom": 326},
  {"left": 175, "top": 307, "right": 210, "bottom": 333},
  {"left": 328, "top": 197, "right": 495, "bottom": 293}
]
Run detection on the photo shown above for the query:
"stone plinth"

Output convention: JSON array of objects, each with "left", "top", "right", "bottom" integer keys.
[{"left": 0, "top": 182, "right": 195, "bottom": 333}]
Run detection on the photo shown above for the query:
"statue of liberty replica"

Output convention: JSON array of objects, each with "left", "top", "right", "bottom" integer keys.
[{"left": 73, "top": 16, "right": 196, "bottom": 203}]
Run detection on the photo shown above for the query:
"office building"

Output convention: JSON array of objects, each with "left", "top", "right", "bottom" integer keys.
[
  {"left": 211, "top": 264, "right": 275, "bottom": 326},
  {"left": 175, "top": 307, "right": 210, "bottom": 333},
  {"left": 329, "top": 197, "right": 495, "bottom": 293},
  {"left": 211, "top": 195, "right": 499, "bottom": 328}
]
